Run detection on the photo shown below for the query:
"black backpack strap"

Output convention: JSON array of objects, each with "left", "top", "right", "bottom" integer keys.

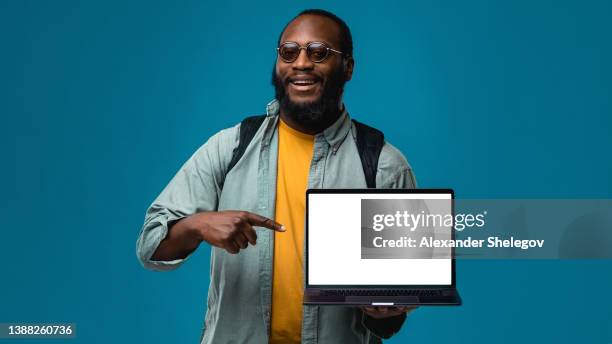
[
  {"left": 227, "top": 115, "right": 267, "bottom": 173},
  {"left": 352, "top": 119, "right": 385, "bottom": 188}
]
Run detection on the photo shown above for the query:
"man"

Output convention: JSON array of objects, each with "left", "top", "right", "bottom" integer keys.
[{"left": 136, "top": 9, "right": 417, "bottom": 344}]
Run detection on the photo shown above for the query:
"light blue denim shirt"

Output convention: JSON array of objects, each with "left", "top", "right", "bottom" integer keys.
[{"left": 136, "top": 100, "right": 417, "bottom": 343}]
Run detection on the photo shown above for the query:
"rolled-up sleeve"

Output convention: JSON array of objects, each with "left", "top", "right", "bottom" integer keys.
[{"left": 136, "top": 125, "right": 238, "bottom": 271}]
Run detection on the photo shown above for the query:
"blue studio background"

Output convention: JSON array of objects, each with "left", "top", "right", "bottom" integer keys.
[{"left": 1, "top": 1, "right": 611, "bottom": 343}]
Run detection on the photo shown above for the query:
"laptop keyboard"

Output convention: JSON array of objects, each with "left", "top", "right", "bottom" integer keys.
[{"left": 319, "top": 289, "right": 443, "bottom": 297}]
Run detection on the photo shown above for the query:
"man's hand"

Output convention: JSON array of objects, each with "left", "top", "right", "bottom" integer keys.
[
  {"left": 361, "top": 306, "right": 417, "bottom": 319},
  {"left": 151, "top": 210, "right": 284, "bottom": 261},
  {"left": 185, "top": 210, "right": 285, "bottom": 254}
]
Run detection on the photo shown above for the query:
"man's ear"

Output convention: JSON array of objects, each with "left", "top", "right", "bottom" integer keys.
[{"left": 344, "top": 56, "right": 354, "bottom": 82}]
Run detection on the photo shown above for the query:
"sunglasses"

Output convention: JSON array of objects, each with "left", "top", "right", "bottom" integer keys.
[{"left": 277, "top": 41, "right": 346, "bottom": 63}]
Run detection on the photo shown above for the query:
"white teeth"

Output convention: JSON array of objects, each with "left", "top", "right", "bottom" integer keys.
[{"left": 292, "top": 80, "right": 315, "bottom": 85}]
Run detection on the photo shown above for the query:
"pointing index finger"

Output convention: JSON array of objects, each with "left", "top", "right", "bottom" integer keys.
[{"left": 245, "top": 212, "right": 285, "bottom": 232}]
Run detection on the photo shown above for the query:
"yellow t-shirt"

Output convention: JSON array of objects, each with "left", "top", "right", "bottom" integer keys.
[{"left": 269, "top": 119, "right": 314, "bottom": 344}]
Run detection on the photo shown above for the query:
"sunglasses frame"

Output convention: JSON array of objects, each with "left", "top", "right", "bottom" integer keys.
[{"left": 276, "top": 41, "right": 346, "bottom": 63}]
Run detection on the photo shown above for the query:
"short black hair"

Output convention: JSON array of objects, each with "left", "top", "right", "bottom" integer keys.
[{"left": 277, "top": 9, "right": 353, "bottom": 57}]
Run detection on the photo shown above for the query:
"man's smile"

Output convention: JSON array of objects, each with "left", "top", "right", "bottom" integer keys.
[{"left": 288, "top": 75, "right": 321, "bottom": 93}]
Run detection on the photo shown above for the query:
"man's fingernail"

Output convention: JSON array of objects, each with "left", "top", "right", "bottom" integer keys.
[{"left": 280, "top": 225, "right": 286, "bottom": 232}]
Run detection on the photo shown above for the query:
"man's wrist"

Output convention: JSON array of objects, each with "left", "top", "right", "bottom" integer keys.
[
  {"left": 187, "top": 215, "right": 206, "bottom": 243},
  {"left": 171, "top": 215, "right": 204, "bottom": 244}
]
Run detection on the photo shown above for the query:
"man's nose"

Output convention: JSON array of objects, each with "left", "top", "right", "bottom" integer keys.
[{"left": 292, "top": 48, "right": 314, "bottom": 70}]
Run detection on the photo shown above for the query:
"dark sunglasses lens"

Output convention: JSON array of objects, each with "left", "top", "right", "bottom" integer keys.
[
  {"left": 279, "top": 43, "right": 300, "bottom": 61},
  {"left": 307, "top": 43, "right": 328, "bottom": 62}
]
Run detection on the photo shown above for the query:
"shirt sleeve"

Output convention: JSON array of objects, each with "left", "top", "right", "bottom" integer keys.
[
  {"left": 362, "top": 140, "right": 417, "bottom": 338},
  {"left": 375, "top": 141, "right": 417, "bottom": 189},
  {"left": 135, "top": 125, "right": 239, "bottom": 271}
]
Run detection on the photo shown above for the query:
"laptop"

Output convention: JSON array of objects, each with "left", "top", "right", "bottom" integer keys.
[{"left": 303, "top": 189, "right": 461, "bottom": 306}]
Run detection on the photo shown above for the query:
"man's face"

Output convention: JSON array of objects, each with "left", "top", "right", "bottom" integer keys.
[{"left": 272, "top": 14, "right": 353, "bottom": 128}]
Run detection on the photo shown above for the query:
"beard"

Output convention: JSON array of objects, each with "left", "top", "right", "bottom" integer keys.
[{"left": 271, "top": 64, "right": 346, "bottom": 129}]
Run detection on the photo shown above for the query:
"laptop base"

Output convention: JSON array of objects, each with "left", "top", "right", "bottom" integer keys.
[{"left": 303, "top": 289, "right": 461, "bottom": 306}]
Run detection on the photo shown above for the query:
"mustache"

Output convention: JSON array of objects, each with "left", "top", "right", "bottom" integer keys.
[{"left": 271, "top": 65, "right": 344, "bottom": 103}]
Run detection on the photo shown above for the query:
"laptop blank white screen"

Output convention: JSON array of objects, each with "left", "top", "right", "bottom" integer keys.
[{"left": 307, "top": 193, "right": 452, "bottom": 286}]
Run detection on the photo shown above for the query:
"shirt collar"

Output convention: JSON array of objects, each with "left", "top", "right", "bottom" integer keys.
[{"left": 265, "top": 99, "right": 352, "bottom": 153}]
